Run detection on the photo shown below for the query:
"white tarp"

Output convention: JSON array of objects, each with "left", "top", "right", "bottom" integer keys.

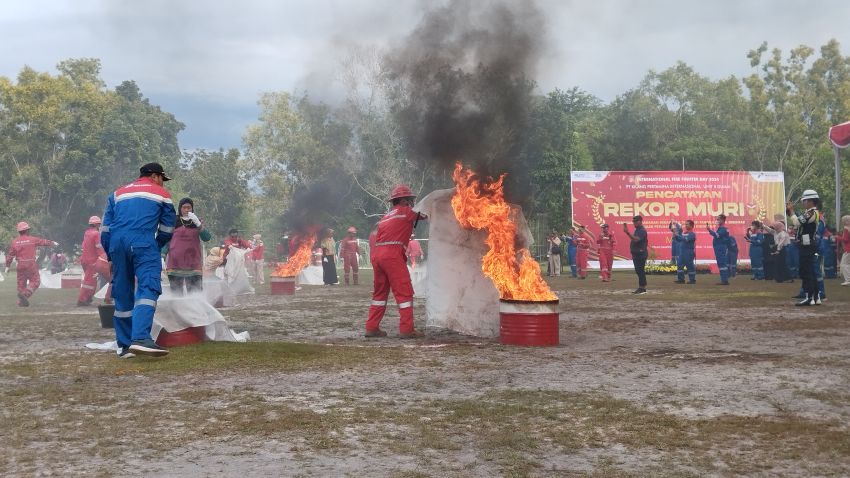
[
  {"left": 297, "top": 265, "right": 325, "bottom": 285},
  {"left": 39, "top": 270, "right": 63, "bottom": 289},
  {"left": 152, "top": 289, "right": 249, "bottom": 342},
  {"left": 221, "top": 247, "right": 254, "bottom": 296},
  {"left": 414, "top": 189, "right": 535, "bottom": 338},
  {"left": 408, "top": 262, "right": 427, "bottom": 298}
]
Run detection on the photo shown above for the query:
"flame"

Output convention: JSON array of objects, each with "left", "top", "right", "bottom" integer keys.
[
  {"left": 272, "top": 233, "right": 316, "bottom": 277},
  {"left": 450, "top": 163, "right": 556, "bottom": 301}
]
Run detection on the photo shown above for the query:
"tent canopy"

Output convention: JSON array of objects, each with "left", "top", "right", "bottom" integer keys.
[{"left": 829, "top": 120, "right": 850, "bottom": 148}]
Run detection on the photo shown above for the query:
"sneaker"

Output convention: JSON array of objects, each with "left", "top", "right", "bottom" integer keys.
[
  {"left": 815, "top": 295, "right": 823, "bottom": 305},
  {"left": 17, "top": 293, "right": 29, "bottom": 307},
  {"left": 118, "top": 347, "right": 136, "bottom": 359},
  {"left": 364, "top": 329, "right": 388, "bottom": 338},
  {"left": 128, "top": 339, "right": 169, "bottom": 357},
  {"left": 399, "top": 330, "right": 425, "bottom": 339},
  {"left": 796, "top": 296, "right": 814, "bottom": 306},
  {"left": 842, "top": 281, "right": 850, "bottom": 286},
  {"left": 632, "top": 288, "right": 647, "bottom": 295}
]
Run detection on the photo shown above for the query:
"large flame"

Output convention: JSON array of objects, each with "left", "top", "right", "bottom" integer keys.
[
  {"left": 272, "top": 233, "right": 316, "bottom": 277},
  {"left": 451, "top": 163, "right": 556, "bottom": 301}
]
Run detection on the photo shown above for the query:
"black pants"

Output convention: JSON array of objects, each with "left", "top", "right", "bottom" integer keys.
[
  {"left": 799, "top": 250, "right": 817, "bottom": 297},
  {"left": 323, "top": 255, "right": 338, "bottom": 284},
  {"left": 168, "top": 274, "right": 202, "bottom": 295},
  {"left": 633, "top": 255, "right": 648, "bottom": 288},
  {"left": 773, "top": 249, "right": 790, "bottom": 283}
]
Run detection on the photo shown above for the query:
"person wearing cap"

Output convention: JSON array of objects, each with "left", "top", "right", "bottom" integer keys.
[
  {"left": 78, "top": 216, "right": 108, "bottom": 306},
  {"left": 249, "top": 233, "right": 265, "bottom": 285},
  {"left": 623, "top": 215, "right": 648, "bottom": 294},
  {"left": 788, "top": 191, "right": 825, "bottom": 305},
  {"left": 366, "top": 184, "right": 428, "bottom": 339},
  {"left": 672, "top": 220, "right": 697, "bottom": 284},
  {"left": 596, "top": 224, "right": 615, "bottom": 282},
  {"left": 407, "top": 233, "right": 425, "bottom": 268},
  {"left": 340, "top": 227, "right": 361, "bottom": 285},
  {"left": 165, "top": 198, "right": 212, "bottom": 294},
  {"left": 101, "top": 162, "right": 176, "bottom": 357},
  {"left": 5, "top": 221, "right": 58, "bottom": 307},
  {"left": 706, "top": 214, "right": 731, "bottom": 285}
]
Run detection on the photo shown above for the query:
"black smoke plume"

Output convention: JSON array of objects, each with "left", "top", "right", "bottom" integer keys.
[{"left": 383, "top": 0, "right": 544, "bottom": 201}]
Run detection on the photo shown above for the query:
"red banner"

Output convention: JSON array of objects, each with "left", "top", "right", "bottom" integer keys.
[{"left": 570, "top": 171, "right": 786, "bottom": 261}]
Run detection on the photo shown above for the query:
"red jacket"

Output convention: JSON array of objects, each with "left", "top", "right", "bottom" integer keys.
[
  {"left": 407, "top": 239, "right": 423, "bottom": 258},
  {"left": 80, "top": 227, "right": 102, "bottom": 266},
  {"left": 340, "top": 236, "right": 359, "bottom": 256},
  {"left": 224, "top": 237, "right": 252, "bottom": 258},
  {"left": 373, "top": 205, "right": 419, "bottom": 249},
  {"left": 6, "top": 234, "right": 55, "bottom": 268},
  {"left": 597, "top": 232, "right": 616, "bottom": 252},
  {"left": 575, "top": 233, "right": 591, "bottom": 250},
  {"left": 250, "top": 241, "right": 265, "bottom": 260}
]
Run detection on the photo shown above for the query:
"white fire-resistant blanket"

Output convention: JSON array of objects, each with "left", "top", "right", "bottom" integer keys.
[
  {"left": 297, "top": 265, "right": 325, "bottom": 285},
  {"left": 413, "top": 189, "right": 533, "bottom": 338},
  {"left": 38, "top": 270, "right": 63, "bottom": 289},
  {"left": 152, "top": 289, "right": 249, "bottom": 342},
  {"left": 408, "top": 263, "right": 427, "bottom": 298},
  {"left": 221, "top": 247, "right": 254, "bottom": 296}
]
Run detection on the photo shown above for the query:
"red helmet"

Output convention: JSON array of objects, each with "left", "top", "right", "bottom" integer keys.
[
  {"left": 389, "top": 184, "right": 415, "bottom": 201},
  {"left": 88, "top": 215, "right": 101, "bottom": 225},
  {"left": 347, "top": 226, "right": 357, "bottom": 233},
  {"left": 16, "top": 221, "right": 30, "bottom": 232}
]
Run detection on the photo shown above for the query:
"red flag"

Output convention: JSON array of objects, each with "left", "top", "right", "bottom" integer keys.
[{"left": 829, "top": 120, "right": 850, "bottom": 148}]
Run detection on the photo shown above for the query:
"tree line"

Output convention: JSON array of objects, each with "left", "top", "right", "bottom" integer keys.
[{"left": 2, "top": 39, "right": 849, "bottom": 253}]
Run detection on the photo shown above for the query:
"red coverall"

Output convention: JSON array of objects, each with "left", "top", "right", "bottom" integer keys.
[
  {"left": 597, "top": 231, "right": 616, "bottom": 282},
  {"left": 78, "top": 227, "right": 102, "bottom": 304},
  {"left": 6, "top": 233, "right": 55, "bottom": 301},
  {"left": 339, "top": 236, "right": 360, "bottom": 285},
  {"left": 575, "top": 233, "right": 591, "bottom": 279},
  {"left": 366, "top": 205, "right": 419, "bottom": 334},
  {"left": 407, "top": 239, "right": 423, "bottom": 267}
]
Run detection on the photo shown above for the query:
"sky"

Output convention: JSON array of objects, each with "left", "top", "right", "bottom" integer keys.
[{"left": 1, "top": 0, "right": 848, "bottom": 151}]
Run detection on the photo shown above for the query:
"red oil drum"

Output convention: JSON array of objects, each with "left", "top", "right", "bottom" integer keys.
[
  {"left": 61, "top": 273, "right": 82, "bottom": 289},
  {"left": 155, "top": 326, "right": 206, "bottom": 347},
  {"left": 499, "top": 299, "right": 560, "bottom": 346},
  {"left": 270, "top": 276, "right": 296, "bottom": 295}
]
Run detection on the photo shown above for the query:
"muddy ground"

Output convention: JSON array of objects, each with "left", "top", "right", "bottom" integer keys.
[{"left": 1, "top": 268, "right": 849, "bottom": 477}]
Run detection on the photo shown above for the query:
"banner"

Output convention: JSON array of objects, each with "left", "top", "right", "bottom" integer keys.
[{"left": 570, "top": 171, "right": 786, "bottom": 262}]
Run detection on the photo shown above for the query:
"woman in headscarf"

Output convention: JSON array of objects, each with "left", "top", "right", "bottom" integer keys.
[
  {"left": 165, "top": 198, "right": 212, "bottom": 294},
  {"left": 321, "top": 228, "right": 339, "bottom": 285}
]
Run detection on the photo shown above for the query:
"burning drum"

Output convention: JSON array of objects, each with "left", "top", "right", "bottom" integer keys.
[
  {"left": 270, "top": 276, "right": 296, "bottom": 295},
  {"left": 499, "top": 299, "right": 559, "bottom": 346}
]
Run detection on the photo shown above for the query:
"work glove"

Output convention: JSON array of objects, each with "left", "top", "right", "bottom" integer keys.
[{"left": 187, "top": 212, "right": 201, "bottom": 227}]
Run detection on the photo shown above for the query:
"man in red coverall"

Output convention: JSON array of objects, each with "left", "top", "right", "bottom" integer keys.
[
  {"left": 407, "top": 233, "right": 424, "bottom": 267},
  {"left": 223, "top": 228, "right": 252, "bottom": 260},
  {"left": 365, "top": 184, "right": 427, "bottom": 339},
  {"left": 339, "top": 226, "right": 360, "bottom": 285},
  {"left": 597, "top": 223, "right": 616, "bottom": 282},
  {"left": 5, "top": 221, "right": 57, "bottom": 307},
  {"left": 78, "top": 215, "right": 106, "bottom": 306}
]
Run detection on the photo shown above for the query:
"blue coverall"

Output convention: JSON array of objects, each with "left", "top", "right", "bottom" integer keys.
[
  {"left": 674, "top": 230, "right": 697, "bottom": 283},
  {"left": 567, "top": 236, "right": 578, "bottom": 278},
  {"left": 821, "top": 235, "right": 836, "bottom": 279},
  {"left": 728, "top": 236, "right": 739, "bottom": 278},
  {"left": 748, "top": 233, "right": 764, "bottom": 280},
  {"left": 709, "top": 225, "right": 730, "bottom": 284},
  {"left": 786, "top": 241, "right": 799, "bottom": 278},
  {"left": 101, "top": 177, "right": 176, "bottom": 349}
]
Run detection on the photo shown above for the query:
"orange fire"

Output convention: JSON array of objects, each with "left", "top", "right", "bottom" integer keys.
[
  {"left": 272, "top": 233, "right": 316, "bottom": 277},
  {"left": 451, "top": 163, "right": 557, "bottom": 301}
]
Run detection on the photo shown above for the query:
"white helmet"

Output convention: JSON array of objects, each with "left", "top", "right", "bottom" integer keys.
[{"left": 800, "top": 189, "right": 819, "bottom": 201}]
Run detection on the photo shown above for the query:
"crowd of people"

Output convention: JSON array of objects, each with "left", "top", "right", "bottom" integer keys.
[{"left": 544, "top": 189, "right": 850, "bottom": 305}]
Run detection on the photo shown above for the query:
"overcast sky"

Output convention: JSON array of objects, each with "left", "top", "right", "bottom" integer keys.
[{"left": 2, "top": 0, "right": 848, "bottom": 150}]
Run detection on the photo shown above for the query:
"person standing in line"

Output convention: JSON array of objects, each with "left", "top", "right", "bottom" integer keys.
[
  {"left": 320, "top": 228, "right": 339, "bottom": 285},
  {"left": 596, "top": 224, "right": 615, "bottom": 282},
  {"left": 768, "top": 220, "right": 792, "bottom": 283},
  {"left": 5, "top": 221, "right": 58, "bottom": 307},
  {"left": 786, "top": 224, "right": 800, "bottom": 278},
  {"left": 78, "top": 215, "right": 106, "bottom": 306},
  {"left": 670, "top": 223, "right": 681, "bottom": 271},
  {"left": 365, "top": 184, "right": 427, "bottom": 339},
  {"left": 788, "top": 191, "right": 822, "bottom": 305},
  {"left": 791, "top": 200, "right": 828, "bottom": 302},
  {"left": 728, "top": 235, "right": 739, "bottom": 278},
  {"left": 340, "top": 227, "right": 361, "bottom": 285},
  {"left": 165, "top": 197, "right": 211, "bottom": 295},
  {"left": 820, "top": 227, "right": 837, "bottom": 279},
  {"left": 574, "top": 227, "right": 591, "bottom": 279},
  {"left": 547, "top": 232, "right": 562, "bottom": 277},
  {"left": 839, "top": 215, "right": 850, "bottom": 286},
  {"left": 101, "top": 162, "right": 176, "bottom": 356},
  {"left": 250, "top": 234, "right": 265, "bottom": 285},
  {"left": 566, "top": 229, "right": 578, "bottom": 278},
  {"left": 707, "top": 214, "right": 731, "bottom": 286},
  {"left": 407, "top": 233, "right": 424, "bottom": 268},
  {"left": 745, "top": 221, "right": 765, "bottom": 280},
  {"left": 673, "top": 220, "right": 697, "bottom": 284},
  {"left": 623, "top": 215, "right": 648, "bottom": 294},
  {"left": 761, "top": 225, "right": 776, "bottom": 280}
]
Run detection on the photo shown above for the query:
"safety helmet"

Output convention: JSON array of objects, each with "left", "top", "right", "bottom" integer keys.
[
  {"left": 389, "top": 184, "right": 415, "bottom": 201},
  {"left": 88, "top": 215, "right": 101, "bottom": 225},
  {"left": 347, "top": 226, "right": 357, "bottom": 233},
  {"left": 16, "top": 221, "right": 30, "bottom": 232},
  {"left": 800, "top": 189, "right": 820, "bottom": 201}
]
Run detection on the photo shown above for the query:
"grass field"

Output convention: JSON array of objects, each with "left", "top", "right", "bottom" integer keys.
[{"left": 1, "top": 266, "right": 849, "bottom": 477}]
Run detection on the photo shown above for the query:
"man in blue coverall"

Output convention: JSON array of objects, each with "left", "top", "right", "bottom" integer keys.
[
  {"left": 746, "top": 221, "right": 765, "bottom": 280},
  {"left": 673, "top": 220, "right": 697, "bottom": 284},
  {"left": 101, "top": 163, "right": 176, "bottom": 357},
  {"left": 707, "top": 214, "right": 730, "bottom": 285}
]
